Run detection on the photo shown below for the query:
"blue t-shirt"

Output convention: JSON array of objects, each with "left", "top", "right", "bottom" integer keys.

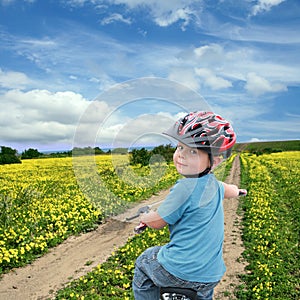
[{"left": 157, "top": 174, "right": 226, "bottom": 282}]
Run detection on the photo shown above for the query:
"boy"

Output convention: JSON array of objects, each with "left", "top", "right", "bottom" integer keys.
[{"left": 133, "top": 111, "right": 246, "bottom": 300}]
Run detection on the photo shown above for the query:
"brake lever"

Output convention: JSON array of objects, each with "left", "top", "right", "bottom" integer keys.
[
  {"left": 125, "top": 205, "right": 150, "bottom": 234},
  {"left": 125, "top": 205, "right": 150, "bottom": 221}
]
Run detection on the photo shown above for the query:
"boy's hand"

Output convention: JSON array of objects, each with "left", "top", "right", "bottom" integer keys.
[{"left": 141, "top": 210, "right": 167, "bottom": 230}]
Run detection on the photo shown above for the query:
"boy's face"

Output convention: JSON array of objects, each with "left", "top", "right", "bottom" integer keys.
[{"left": 173, "top": 142, "right": 210, "bottom": 176}]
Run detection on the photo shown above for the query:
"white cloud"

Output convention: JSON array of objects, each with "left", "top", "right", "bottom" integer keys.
[
  {"left": 21, "top": 38, "right": 57, "bottom": 47},
  {"left": 168, "top": 68, "right": 200, "bottom": 91},
  {"left": 5, "top": 78, "right": 203, "bottom": 150},
  {"left": 194, "top": 5, "right": 299, "bottom": 45},
  {"left": 249, "top": 137, "right": 264, "bottom": 142},
  {"left": 0, "top": 89, "right": 95, "bottom": 148},
  {"left": 195, "top": 68, "right": 232, "bottom": 90},
  {"left": 101, "top": 13, "right": 132, "bottom": 25},
  {"left": 244, "top": 118, "right": 300, "bottom": 140},
  {"left": 4, "top": 13, "right": 296, "bottom": 100},
  {"left": 96, "top": 113, "right": 176, "bottom": 148},
  {"left": 74, "top": 106, "right": 184, "bottom": 149},
  {"left": 245, "top": 72, "right": 287, "bottom": 96},
  {"left": 194, "top": 44, "right": 224, "bottom": 65},
  {"left": 0, "top": 69, "right": 32, "bottom": 89},
  {"left": 178, "top": 43, "right": 296, "bottom": 96},
  {"left": 154, "top": 7, "right": 193, "bottom": 30},
  {"left": 62, "top": 0, "right": 202, "bottom": 29},
  {"left": 96, "top": 0, "right": 202, "bottom": 29},
  {"left": 63, "top": 0, "right": 89, "bottom": 6},
  {"left": 251, "top": 0, "right": 286, "bottom": 16}
]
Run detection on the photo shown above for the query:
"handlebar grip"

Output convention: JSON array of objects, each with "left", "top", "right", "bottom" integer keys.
[
  {"left": 134, "top": 222, "right": 148, "bottom": 234},
  {"left": 239, "top": 189, "right": 247, "bottom": 196}
]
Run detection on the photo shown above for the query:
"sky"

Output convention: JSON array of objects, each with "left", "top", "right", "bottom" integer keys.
[{"left": 0, "top": 0, "right": 299, "bottom": 152}]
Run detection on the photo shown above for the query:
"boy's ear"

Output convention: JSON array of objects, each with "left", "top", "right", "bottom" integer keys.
[{"left": 212, "top": 156, "right": 223, "bottom": 168}]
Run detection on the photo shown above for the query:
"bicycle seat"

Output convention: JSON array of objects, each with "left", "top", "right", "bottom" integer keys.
[{"left": 160, "top": 287, "right": 197, "bottom": 300}]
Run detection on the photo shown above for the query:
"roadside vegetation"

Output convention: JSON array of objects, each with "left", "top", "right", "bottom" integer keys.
[
  {"left": 0, "top": 148, "right": 179, "bottom": 274},
  {"left": 0, "top": 141, "right": 299, "bottom": 299},
  {"left": 237, "top": 151, "right": 299, "bottom": 299}
]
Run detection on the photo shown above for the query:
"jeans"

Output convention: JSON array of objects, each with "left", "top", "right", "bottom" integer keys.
[{"left": 133, "top": 246, "right": 219, "bottom": 300}]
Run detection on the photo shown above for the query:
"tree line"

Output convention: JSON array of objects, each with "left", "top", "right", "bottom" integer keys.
[{"left": 0, "top": 144, "right": 175, "bottom": 165}]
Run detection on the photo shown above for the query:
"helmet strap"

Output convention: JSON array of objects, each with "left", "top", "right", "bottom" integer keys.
[
  {"left": 184, "top": 167, "right": 211, "bottom": 178},
  {"left": 184, "top": 151, "right": 213, "bottom": 178},
  {"left": 197, "top": 166, "right": 211, "bottom": 178}
]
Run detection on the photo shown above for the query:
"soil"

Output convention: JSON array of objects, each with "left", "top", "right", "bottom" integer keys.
[
  {"left": 0, "top": 156, "right": 247, "bottom": 300},
  {"left": 213, "top": 156, "right": 248, "bottom": 300}
]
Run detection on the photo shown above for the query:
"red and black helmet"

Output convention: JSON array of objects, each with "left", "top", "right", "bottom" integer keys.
[{"left": 163, "top": 111, "right": 236, "bottom": 158}]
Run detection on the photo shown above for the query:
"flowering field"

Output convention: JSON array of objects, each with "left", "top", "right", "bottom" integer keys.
[
  {"left": 0, "top": 155, "right": 179, "bottom": 273},
  {"left": 55, "top": 225, "right": 170, "bottom": 299},
  {"left": 238, "top": 151, "right": 299, "bottom": 299},
  {"left": 55, "top": 151, "right": 299, "bottom": 299},
  {"left": 1, "top": 151, "right": 299, "bottom": 299},
  {"left": 54, "top": 155, "right": 236, "bottom": 300}
]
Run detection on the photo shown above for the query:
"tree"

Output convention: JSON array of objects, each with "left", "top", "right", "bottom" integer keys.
[
  {"left": 94, "top": 147, "right": 105, "bottom": 155},
  {"left": 130, "top": 148, "right": 151, "bottom": 166},
  {"left": 72, "top": 147, "right": 94, "bottom": 156},
  {"left": 21, "top": 148, "right": 42, "bottom": 159},
  {"left": 72, "top": 146, "right": 107, "bottom": 156},
  {"left": 111, "top": 148, "right": 128, "bottom": 155},
  {"left": 152, "top": 144, "right": 174, "bottom": 163},
  {"left": 0, "top": 146, "right": 21, "bottom": 165},
  {"left": 129, "top": 144, "right": 175, "bottom": 166}
]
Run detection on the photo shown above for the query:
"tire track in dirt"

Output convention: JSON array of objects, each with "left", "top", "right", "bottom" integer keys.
[
  {"left": 214, "top": 155, "right": 247, "bottom": 299},
  {"left": 0, "top": 156, "right": 246, "bottom": 300},
  {"left": 0, "top": 191, "right": 170, "bottom": 300}
]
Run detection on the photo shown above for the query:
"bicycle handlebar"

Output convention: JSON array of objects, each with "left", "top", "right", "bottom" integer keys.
[
  {"left": 129, "top": 189, "right": 247, "bottom": 234},
  {"left": 238, "top": 189, "right": 247, "bottom": 196},
  {"left": 125, "top": 205, "right": 150, "bottom": 221},
  {"left": 134, "top": 222, "right": 148, "bottom": 234},
  {"left": 125, "top": 205, "right": 150, "bottom": 233}
]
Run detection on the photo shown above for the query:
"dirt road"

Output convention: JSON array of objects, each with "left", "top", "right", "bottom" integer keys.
[
  {"left": 214, "top": 156, "right": 247, "bottom": 299},
  {"left": 0, "top": 156, "right": 246, "bottom": 300}
]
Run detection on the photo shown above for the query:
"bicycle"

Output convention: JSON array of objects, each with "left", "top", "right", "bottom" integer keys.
[{"left": 127, "top": 189, "right": 247, "bottom": 300}]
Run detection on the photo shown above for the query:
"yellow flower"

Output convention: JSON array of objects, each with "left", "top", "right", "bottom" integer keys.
[{"left": 123, "top": 282, "right": 130, "bottom": 289}]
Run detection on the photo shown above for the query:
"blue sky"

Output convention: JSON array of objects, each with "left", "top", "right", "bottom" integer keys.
[{"left": 0, "top": 0, "right": 299, "bottom": 152}]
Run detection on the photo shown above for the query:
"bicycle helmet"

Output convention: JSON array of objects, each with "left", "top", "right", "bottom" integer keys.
[{"left": 163, "top": 111, "right": 236, "bottom": 159}]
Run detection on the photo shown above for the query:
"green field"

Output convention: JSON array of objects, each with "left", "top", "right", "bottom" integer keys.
[
  {"left": 54, "top": 150, "right": 300, "bottom": 299},
  {"left": 235, "top": 139, "right": 300, "bottom": 153},
  {"left": 1, "top": 141, "right": 299, "bottom": 299},
  {"left": 0, "top": 155, "right": 179, "bottom": 273}
]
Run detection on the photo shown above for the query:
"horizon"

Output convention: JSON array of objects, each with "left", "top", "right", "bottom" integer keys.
[{"left": 2, "top": 138, "right": 298, "bottom": 155}]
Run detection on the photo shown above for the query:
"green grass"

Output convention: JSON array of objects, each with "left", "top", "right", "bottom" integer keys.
[
  {"left": 237, "top": 152, "right": 300, "bottom": 299},
  {"left": 234, "top": 140, "right": 300, "bottom": 153}
]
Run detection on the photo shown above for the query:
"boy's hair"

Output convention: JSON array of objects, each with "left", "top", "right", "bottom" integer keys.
[{"left": 163, "top": 111, "right": 236, "bottom": 161}]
